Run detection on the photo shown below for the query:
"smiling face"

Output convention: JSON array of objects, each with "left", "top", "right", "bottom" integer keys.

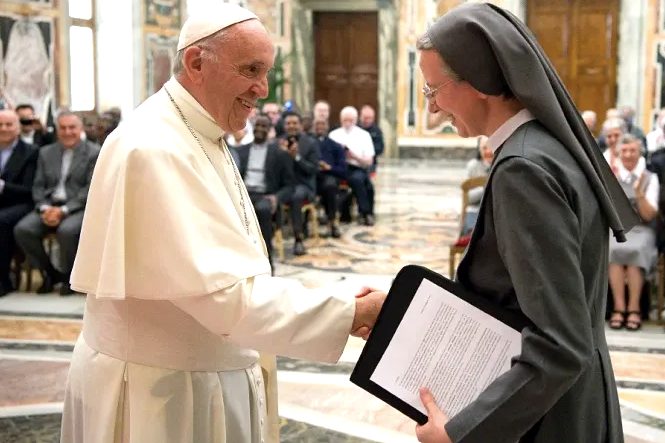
[
  {"left": 0, "top": 110, "right": 19, "bottom": 146},
  {"left": 193, "top": 20, "right": 275, "bottom": 133},
  {"left": 253, "top": 115, "right": 271, "bottom": 144},
  {"left": 418, "top": 49, "right": 486, "bottom": 138},
  {"left": 284, "top": 115, "right": 301, "bottom": 136},
  {"left": 57, "top": 114, "right": 83, "bottom": 149},
  {"left": 619, "top": 141, "right": 641, "bottom": 171}
]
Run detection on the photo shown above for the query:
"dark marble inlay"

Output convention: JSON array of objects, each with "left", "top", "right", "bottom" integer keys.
[
  {"left": 617, "top": 380, "right": 665, "bottom": 392},
  {"left": 0, "top": 311, "right": 83, "bottom": 320},
  {"left": 280, "top": 417, "right": 375, "bottom": 442},
  {"left": 609, "top": 345, "right": 665, "bottom": 355},
  {"left": 277, "top": 356, "right": 354, "bottom": 375},
  {"left": 621, "top": 405, "right": 665, "bottom": 431},
  {"left": 0, "top": 414, "right": 60, "bottom": 443},
  {"left": 0, "top": 342, "right": 74, "bottom": 353},
  {"left": 0, "top": 414, "right": 376, "bottom": 443}
]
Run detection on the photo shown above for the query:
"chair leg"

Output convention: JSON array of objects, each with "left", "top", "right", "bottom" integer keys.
[
  {"left": 274, "top": 228, "right": 285, "bottom": 262},
  {"left": 449, "top": 249, "right": 456, "bottom": 279},
  {"left": 658, "top": 253, "right": 665, "bottom": 324},
  {"left": 308, "top": 205, "right": 319, "bottom": 241}
]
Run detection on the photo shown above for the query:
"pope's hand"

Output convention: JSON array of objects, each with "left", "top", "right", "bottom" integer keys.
[
  {"left": 415, "top": 388, "right": 452, "bottom": 443},
  {"left": 351, "top": 289, "right": 385, "bottom": 339}
]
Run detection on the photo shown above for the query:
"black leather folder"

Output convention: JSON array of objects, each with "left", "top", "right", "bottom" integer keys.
[{"left": 350, "top": 264, "right": 531, "bottom": 424}]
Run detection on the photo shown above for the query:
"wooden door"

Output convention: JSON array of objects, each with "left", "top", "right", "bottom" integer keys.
[
  {"left": 528, "top": 0, "right": 619, "bottom": 125},
  {"left": 314, "top": 12, "right": 379, "bottom": 124}
]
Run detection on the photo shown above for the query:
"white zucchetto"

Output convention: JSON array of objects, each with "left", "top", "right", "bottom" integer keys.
[{"left": 177, "top": 3, "right": 258, "bottom": 51}]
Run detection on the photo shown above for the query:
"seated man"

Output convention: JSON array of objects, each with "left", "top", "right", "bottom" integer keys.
[
  {"left": 608, "top": 134, "right": 659, "bottom": 330},
  {"left": 236, "top": 115, "right": 295, "bottom": 267},
  {"left": 359, "top": 105, "right": 384, "bottom": 173},
  {"left": 15, "top": 103, "right": 55, "bottom": 148},
  {"left": 329, "top": 106, "right": 376, "bottom": 226},
  {"left": 0, "top": 110, "right": 38, "bottom": 296},
  {"left": 313, "top": 117, "right": 347, "bottom": 238},
  {"left": 279, "top": 111, "right": 319, "bottom": 255},
  {"left": 14, "top": 112, "right": 100, "bottom": 295}
]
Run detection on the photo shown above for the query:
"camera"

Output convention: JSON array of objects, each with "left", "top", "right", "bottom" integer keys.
[{"left": 287, "top": 135, "right": 299, "bottom": 147}]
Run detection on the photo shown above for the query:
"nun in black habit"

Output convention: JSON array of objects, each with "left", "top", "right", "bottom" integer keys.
[{"left": 414, "top": 3, "right": 638, "bottom": 443}]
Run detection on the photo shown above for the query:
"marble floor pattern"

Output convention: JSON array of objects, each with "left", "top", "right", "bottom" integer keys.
[{"left": 0, "top": 159, "right": 664, "bottom": 442}]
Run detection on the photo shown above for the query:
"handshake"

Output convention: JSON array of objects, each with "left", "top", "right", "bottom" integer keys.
[{"left": 350, "top": 287, "right": 386, "bottom": 340}]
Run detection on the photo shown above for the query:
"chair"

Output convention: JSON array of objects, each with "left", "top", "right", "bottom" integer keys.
[
  {"left": 449, "top": 176, "right": 488, "bottom": 278},
  {"left": 272, "top": 200, "right": 320, "bottom": 262},
  {"left": 657, "top": 253, "right": 665, "bottom": 324}
]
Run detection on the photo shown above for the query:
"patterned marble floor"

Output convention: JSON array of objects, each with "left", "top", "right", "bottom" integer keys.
[{"left": 0, "top": 159, "right": 664, "bottom": 442}]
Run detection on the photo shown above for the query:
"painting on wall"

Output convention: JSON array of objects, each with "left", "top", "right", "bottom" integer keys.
[
  {"left": 145, "top": 0, "right": 181, "bottom": 28},
  {"left": 146, "top": 34, "right": 177, "bottom": 96},
  {"left": 0, "top": 14, "right": 54, "bottom": 121}
]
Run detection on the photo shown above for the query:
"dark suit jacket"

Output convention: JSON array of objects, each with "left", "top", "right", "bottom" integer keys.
[
  {"left": 280, "top": 133, "right": 320, "bottom": 193},
  {"left": 317, "top": 135, "right": 347, "bottom": 179},
  {"left": 33, "top": 141, "right": 100, "bottom": 214},
  {"left": 360, "top": 124, "right": 385, "bottom": 157},
  {"left": 448, "top": 121, "right": 621, "bottom": 443},
  {"left": 236, "top": 142, "right": 295, "bottom": 204},
  {"left": 0, "top": 139, "right": 38, "bottom": 208}
]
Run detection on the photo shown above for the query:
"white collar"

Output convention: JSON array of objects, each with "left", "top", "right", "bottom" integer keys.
[
  {"left": 487, "top": 108, "right": 536, "bottom": 153},
  {"left": 164, "top": 77, "right": 224, "bottom": 143},
  {"left": 617, "top": 156, "right": 646, "bottom": 180}
]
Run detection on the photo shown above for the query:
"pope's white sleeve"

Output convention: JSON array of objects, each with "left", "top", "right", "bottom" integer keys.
[{"left": 171, "top": 275, "right": 355, "bottom": 363}]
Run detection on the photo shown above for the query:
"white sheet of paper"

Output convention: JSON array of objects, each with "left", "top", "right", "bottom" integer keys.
[{"left": 370, "top": 278, "right": 522, "bottom": 418}]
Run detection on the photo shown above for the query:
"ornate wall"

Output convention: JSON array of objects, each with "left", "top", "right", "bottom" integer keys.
[{"left": 0, "top": 0, "right": 59, "bottom": 122}]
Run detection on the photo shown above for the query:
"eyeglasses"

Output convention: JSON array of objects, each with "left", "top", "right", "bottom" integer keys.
[{"left": 422, "top": 79, "right": 454, "bottom": 102}]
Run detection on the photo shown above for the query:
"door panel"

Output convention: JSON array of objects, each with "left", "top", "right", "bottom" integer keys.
[
  {"left": 314, "top": 12, "right": 379, "bottom": 125},
  {"left": 528, "top": 0, "right": 618, "bottom": 122}
]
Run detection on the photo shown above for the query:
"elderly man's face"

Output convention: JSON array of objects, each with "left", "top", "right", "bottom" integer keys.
[
  {"left": 360, "top": 107, "right": 375, "bottom": 127},
  {"left": 340, "top": 114, "right": 356, "bottom": 130},
  {"left": 201, "top": 20, "right": 274, "bottom": 133},
  {"left": 57, "top": 115, "right": 83, "bottom": 149},
  {"left": 313, "top": 103, "right": 329, "bottom": 121},
  {"left": 0, "top": 110, "right": 20, "bottom": 146},
  {"left": 619, "top": 141, "right": 641, "bottom": 171},
  {"left": 419, "top": 50, "right": 480, "bottom": 138},
  {"left": 605, "top": 127, "right": 623, "bottom": 151}
]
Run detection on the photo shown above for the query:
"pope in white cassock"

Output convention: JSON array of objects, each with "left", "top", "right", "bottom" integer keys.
[{"left": 59, "top": 4, "right": 385, "bottom": 443}]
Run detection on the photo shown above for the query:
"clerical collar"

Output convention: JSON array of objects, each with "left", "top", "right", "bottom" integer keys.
[
  {"left": 487, "top": 108, "right": 535, "bottom": 153},
  {"left": 164, "top": 77, "right": 224, "bottom": 143}
]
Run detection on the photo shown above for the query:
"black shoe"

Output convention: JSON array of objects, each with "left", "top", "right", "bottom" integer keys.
[
  {"left": 36, "top": 274, "right": 56, "bottom": 294},
  {"left": 59, "top": 282, "right": 76, "bottom": 296},
  {"left": 293, "top": 240, "right": 306, "bottom": 256},
  {"left": 364, "top": 214, "right": 375, "bottom": 226},
  {"left": 330, "top": 225, "right": 341, "bottom": 239}
]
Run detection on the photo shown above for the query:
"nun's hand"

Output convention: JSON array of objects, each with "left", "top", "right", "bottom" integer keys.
[{"left": 415, "top": 388, "right": 452, "bottom": 443}]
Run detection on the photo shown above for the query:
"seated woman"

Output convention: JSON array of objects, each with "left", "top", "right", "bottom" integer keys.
[
  {"left": 608, "top": 134, "right": 660, "bottom": 330},
  {"left": 600, "top": 117, "right": 625, "bottom": 174},
  {"left": 461, "top": 136, "right": 492, "bottom": 236}
]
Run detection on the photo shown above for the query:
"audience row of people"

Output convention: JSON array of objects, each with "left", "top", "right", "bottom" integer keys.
[
  {"left": 0, "top": 109, "right": 98, "bottom": 296},
  {"left": 230, "top": 103, "right": 382, "bottom": 269},
  {"left": 588, "top": 110, "right": 661, "bottom": 330}
]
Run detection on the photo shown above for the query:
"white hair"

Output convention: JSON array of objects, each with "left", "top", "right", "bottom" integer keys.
[
  {"left": 340, "top": 106, "right": 358, "bottom": 122},
  {"left": 601, "top": 117, "right": 626, "bottom": 135}
]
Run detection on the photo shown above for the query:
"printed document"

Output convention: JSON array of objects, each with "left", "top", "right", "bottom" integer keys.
[{"left": 370, "top": 278, "right": 522, "bottom": 417}]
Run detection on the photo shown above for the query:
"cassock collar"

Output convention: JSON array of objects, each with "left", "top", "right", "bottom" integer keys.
[{"left": 164, "top": 77, "right": 225, "bottom": 143}]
